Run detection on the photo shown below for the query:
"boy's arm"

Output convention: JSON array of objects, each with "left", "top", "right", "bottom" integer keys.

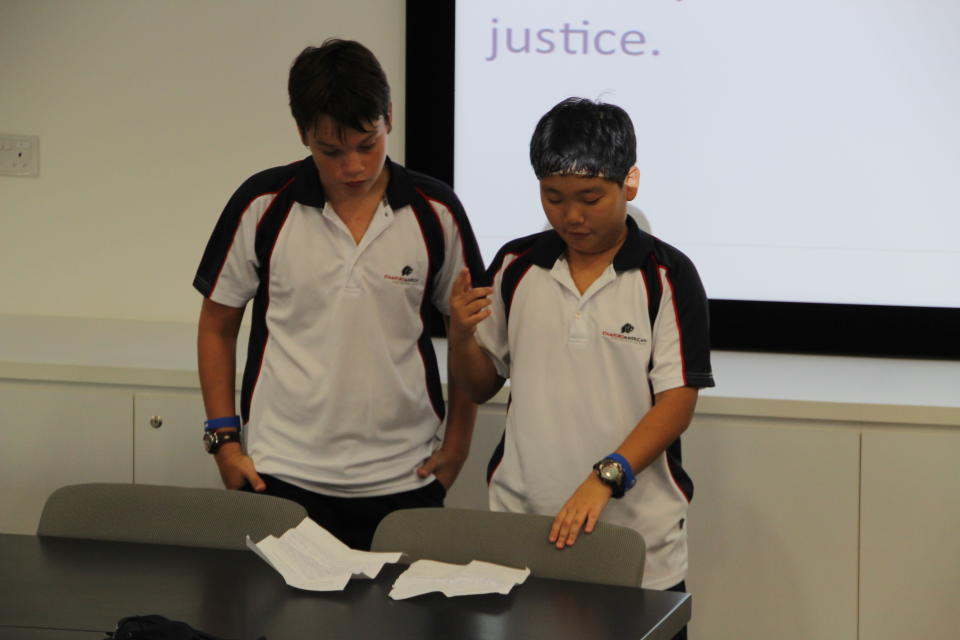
[
  {"left": 548, "top": 385, "right": 699, "bottom": 549},
  {"left": 447, "top": 268, "right": 505, "bottom": 403},
  {"left": 416, "top": 359, "right": 477, "bottom": 490},
  {"left": 197, "top": 297, "right": 265, "bottom": 492}
]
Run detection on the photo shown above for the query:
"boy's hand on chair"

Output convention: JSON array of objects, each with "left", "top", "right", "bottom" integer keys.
[{"left": 549, "top": 474, "right": 613, "bottom": 549}]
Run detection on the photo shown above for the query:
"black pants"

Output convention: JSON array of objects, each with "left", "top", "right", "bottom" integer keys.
[
  {"left": 666, "top": 580, "right": 688, "bottom": 640},
  {"left": 243, "top": 474, "right": 446, "bottom": 550}
]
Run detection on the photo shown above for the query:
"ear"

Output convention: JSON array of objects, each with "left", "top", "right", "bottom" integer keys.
[
  {"left": 298, "top": 125, "right": 309, "bottom": 147},
  {"left": 385, "top": 103, "right": 393, "bottom": 134},
  {"left": 624, "top": 166, "right": 640, "bottom": 201}
]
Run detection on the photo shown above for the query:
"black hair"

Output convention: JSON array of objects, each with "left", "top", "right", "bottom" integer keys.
[
  {"left": 529, "top": 98, "right": 637, "bottom": 185},
  {"left": 288, "top": 39, "right": 391, "bottom": 137}
]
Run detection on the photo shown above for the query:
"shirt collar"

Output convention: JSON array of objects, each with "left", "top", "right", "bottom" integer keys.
[
  {"left": 529, "top": 215, "right": 655, "bottom": 272},
  {"left": 288, "top": 155, "right": 411, "bottom": 210},
  {"left": 612, "top": 215, "right": 656, "bottom": 271}
]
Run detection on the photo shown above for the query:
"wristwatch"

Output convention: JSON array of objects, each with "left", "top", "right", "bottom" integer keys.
[
  {"left": 593, "top": 458, "right": 627, "bottom": 498},
  {"left": 202, "top": 429, "right": 241, "bottom": 454}
]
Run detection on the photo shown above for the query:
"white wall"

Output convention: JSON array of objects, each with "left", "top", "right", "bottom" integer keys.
[{"left": 0, "top": 0, "right": 405, "bottom": 322}]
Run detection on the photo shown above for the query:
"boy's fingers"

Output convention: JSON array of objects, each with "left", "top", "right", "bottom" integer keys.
[
  {"left": 564, "top": 511, "right": 586, "bottom": 546},
  {"left": 245, "top": 468, "right": 266, "bottom": 492},
  {"left": 454, "top": 268, "right": 471, "bottom": 292},
  {"left": 468, "top": 296, "right": 492, "bottom": 313},
  {"left": 548, "top": 510, "right": 566, "bottom": 544},
  {"left": 416, "top": 455, "right": 438, "bottom": 478},
  {"left": 584, "top": 511, "right": 599, "bottom": 534},
  {"left": 550, "top": 508, "right": 582, "bottom": 549},
  {"left": 464, "top": 289, "right": 494, "bottom": 310}
]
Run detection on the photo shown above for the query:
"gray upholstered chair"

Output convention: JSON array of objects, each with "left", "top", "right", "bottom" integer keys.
[
  {"left": 37, "top": 482, "right": 307, "bottom": 550},
  {"left": 371, "top": 507, "right": 645, "bottom": 587}
]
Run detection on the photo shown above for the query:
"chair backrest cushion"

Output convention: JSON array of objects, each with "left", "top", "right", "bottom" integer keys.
[
  {"left": 371, "top": 507, "right": 644, "bottom": 587},
  {"left": 37, "top": 483, "right": 307, "bottom": 550}
]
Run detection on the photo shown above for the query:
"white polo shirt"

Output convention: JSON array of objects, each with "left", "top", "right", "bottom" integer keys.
[
  {"left": 194, "top": 157, "right": 484, "bottom": 497},
  {"left": 476, "top": 218, "right": 714, "bottom": 589}
]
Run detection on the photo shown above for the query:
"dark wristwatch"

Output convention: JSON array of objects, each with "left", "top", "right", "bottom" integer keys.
[
  {"left": 202, "top": 429, "right": 241, "bottom": 454},
  {"left": 593, "top": 458, "right": 627, "bottom": 498}
]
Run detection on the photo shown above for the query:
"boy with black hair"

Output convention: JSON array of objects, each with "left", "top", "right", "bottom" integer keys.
[
  {"left": 194, "top": 39, "right": 485, "bottom": 550},
  {"left": 448, "top": 98, "right": 714, "bottom": 624}
]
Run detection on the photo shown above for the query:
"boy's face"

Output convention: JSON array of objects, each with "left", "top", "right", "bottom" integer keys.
[
  {"left": 540, "top": 167, "right": 639, "bottom": 261},
  {"left": 300, "top": 110, "right": 391, "bottom": 203}
]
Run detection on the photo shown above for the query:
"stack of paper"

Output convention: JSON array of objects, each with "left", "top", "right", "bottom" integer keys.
[
  {"left": 388, "top": 559, "right": 531, "bottom": 600},
  {"left": 246, "top": 517, "right": 402, "bottom": 591}
]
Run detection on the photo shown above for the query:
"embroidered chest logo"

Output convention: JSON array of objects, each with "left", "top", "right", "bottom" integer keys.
[
  {"left": 601, "top": 321, "right": 648, "bottom": 345},
  {"left": 384, "top": 265, "right": 420, "bottom": 285}
]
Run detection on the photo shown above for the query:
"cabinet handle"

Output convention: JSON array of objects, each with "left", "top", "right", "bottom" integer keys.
[{"left": 149, "top": 415, "right": 163, "bottom": 429}]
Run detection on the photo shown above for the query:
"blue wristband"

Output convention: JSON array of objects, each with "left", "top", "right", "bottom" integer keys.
[
  {"left": 203, "top": 415, "right": 241, "bottom": 431},
  {"left": 606, "top": 453, "right": 637, "bottom": 492}
]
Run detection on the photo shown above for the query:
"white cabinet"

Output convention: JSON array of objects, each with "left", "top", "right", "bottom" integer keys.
[
  {"left": 134, "top": 391, "right": 224, "bottom": 489},
  {"left": 1, "top": 385, "right": 234, "bottom": 534},
  {"left": 0, "top": 381, "right": 133, "bottom": 534},
  {"left": 683, "top": 415, "right": 860, "bottom": 640},
  {"left": 859, "top": 428, "right": 960, "bottom": 640}
]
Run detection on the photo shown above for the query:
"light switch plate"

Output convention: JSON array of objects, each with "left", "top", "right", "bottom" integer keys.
[{"left": 0, "top": 134, "right": 40, "bottom": 177}]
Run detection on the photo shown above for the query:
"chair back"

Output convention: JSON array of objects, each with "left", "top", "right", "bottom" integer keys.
[
  {"left": 37, "top": 482, "right": 307, "bottom": 550},
  {"left": 371, "top": 507, "right": 644, "bottom": 587}
]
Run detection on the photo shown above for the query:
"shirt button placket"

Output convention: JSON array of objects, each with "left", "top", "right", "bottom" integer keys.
[{"left": 569, "top": 306, "right": 588, "bottom": 344}]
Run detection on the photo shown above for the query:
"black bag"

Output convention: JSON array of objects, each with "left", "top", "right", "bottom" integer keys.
[{"left": 106, "top": 614, "right": 250, "bottom": 640}]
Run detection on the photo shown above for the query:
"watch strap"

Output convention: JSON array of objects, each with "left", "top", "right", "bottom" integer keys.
[{"left": 203, "top": 415, "right": 241, "bottom": 431}]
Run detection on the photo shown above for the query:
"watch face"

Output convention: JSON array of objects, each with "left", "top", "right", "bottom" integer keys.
[
  {"left": 600, "top": 463, "right": 623, "bottom": 483},
  {"left": 204, "top": 430, "right": 240, "bottom": 453}
]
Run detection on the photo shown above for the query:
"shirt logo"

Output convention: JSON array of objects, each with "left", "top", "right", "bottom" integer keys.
[
  {"left": 602, "top": 322, "right": 647, "bottom": 345},
  {"left": 384, "top": 265, "right": 420, "bottom": 285}
]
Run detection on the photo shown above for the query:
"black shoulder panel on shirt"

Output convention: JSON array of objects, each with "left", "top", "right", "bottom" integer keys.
[
  {"left": 486, "top": 232, "right": 543, "bottom": 279},
  {"left": 405, "top": 166, "right": 486, "bottom": 287},
  {"left": 489, "top": 232, "right": 547, "bottom": 321},
  {"left": 646, "top": 235, "right": 715, "bottom": 389},
  {"left": 193, "top": 161, "right": 303, "bottom": 297}
]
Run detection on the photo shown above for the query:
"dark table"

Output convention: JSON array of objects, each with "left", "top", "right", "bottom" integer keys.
[{"left": 0, "top": 533, "right": 690, "bottom": 640}]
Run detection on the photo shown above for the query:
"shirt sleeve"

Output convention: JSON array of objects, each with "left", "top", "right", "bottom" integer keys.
[
  {"left": 428, "top": 194, "right": 485, "bottom": 316},
  {"left": 649, "top": 252, "right": 715, "bottom": 394},
  {"left": 193, "top": 189, "right": 269, "bottom": 308}
]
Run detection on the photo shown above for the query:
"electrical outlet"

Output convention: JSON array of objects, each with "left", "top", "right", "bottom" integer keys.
[{"left": 0, "top": 134, "right": 39, "bottom": 177}]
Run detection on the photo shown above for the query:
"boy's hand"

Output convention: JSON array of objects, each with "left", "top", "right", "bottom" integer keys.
[
  {"left": 448, "top": 268, "right": 493, "bottom": 344},
  {"left": 416, "top": 444, "right": 468, "bottom": 490},
  {"left": 214, "top": 444, "right": 266, "bottom": 492},
  {"left": 548, "top": 473, "right": 613, "bottom": 549}
]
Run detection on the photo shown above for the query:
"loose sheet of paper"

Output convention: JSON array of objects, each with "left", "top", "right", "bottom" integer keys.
[
  {"left": 246, "top": 517, "right": 402, "bottom": 591},
  {"left": 389, "top": 559, "right": 530, "bottom": 600}
]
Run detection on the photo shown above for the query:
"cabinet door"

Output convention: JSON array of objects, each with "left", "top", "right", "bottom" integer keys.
[
  {"left": 134, "top": 391, "right": 224, "bottom": 489},
  {"left": 860, "top": 428, "right": 960, "bottom": 640},
  {"left": 683, "top": 416, "right": 860, "bottom": 640},
  {"left": 0, "top": 382, "right": 133, "bottom": 534}
]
